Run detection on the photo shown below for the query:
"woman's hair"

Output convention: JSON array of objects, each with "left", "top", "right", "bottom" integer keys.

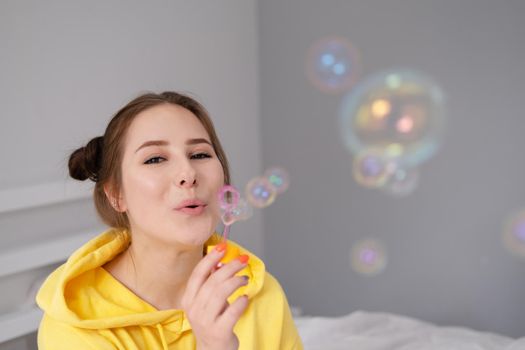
[{"left": 68, "top": 91, "right": 230, "bottom": 229}]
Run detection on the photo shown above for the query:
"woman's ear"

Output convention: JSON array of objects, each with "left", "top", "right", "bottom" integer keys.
[{"left": 104, "top": 183, "right": 126, "bottom": 212}]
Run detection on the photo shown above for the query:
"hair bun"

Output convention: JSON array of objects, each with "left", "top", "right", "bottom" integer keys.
[{"left": 68, "top": 136, "right": 104, "bottom": 182}]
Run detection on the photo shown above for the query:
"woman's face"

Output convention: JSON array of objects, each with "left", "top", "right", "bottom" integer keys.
[{"left": 117, "top": 103, "right": 225, "bottom": 248}]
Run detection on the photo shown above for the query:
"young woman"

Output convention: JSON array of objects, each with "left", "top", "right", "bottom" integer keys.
[{"left": 36, "top": 92, "right": 303, "bottom": 349}]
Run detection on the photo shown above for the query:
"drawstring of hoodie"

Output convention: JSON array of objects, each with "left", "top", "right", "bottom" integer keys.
[{"left": 156, "top": 323, "right": 168, "bottom": 350}]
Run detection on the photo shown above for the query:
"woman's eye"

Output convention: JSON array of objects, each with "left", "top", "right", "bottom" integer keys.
[
  {"left": 144, "top": 156, "right": 166, "bottom": 164},
  {"left": 191, "top": 152, "right": 212, "bottom": 160}
]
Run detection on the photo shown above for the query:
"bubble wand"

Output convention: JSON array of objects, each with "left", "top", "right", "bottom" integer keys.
[
  {"left": 217, "top": 185, "right": 241, "bottom": 242},
  {"left": 208, "top": 185, "right": 252, "bottom": 267},
  {"left": 209, "top": 168, "right": 289, "bottom": 265}
]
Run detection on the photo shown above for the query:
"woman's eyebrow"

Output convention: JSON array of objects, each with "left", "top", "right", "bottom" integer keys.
[
  {"left": 135, "top": 140, "right": 169, "bottom": 153},
  {"left": 135, "top": 138, "right": 211, "bottom": 153},
  {"left": 185, "top": 138, "right": 212, "bottom": 146}
]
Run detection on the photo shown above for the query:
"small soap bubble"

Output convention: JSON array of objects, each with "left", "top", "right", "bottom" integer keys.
[
  {"left": 503, "top": 209, "right": 525, "bottom": 259},
  {"left": 350, "top": 238, "right": 387, "bottom": 276},
  {"left": 221, "top": 198, "right": 253, "bottom": 226},
  {"left": 382, "top": 166, "right": 420, "bottom": 197},
  {"left": 340, "top": 69, "right": 446, "bottom": 168},
  {"left": 264, "top": 167, "right": 290, "bottom": 194},
  {"left": 306, "top": 37, "right": 361, "bottom": 94},
  {"left": 352, "top": 148, "right": 396, "bottom": 188},
  {"left": 245, "top": 176, "right": 277, "bottom": 208}
]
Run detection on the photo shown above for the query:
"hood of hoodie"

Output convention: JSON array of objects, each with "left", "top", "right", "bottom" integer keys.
[{"left": 36, "top": 228, "right": 266, "bottom": 331}]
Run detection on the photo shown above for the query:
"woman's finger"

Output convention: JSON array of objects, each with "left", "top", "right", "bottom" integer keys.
[
  {"left": 195, "top": 257, "right": 248, "bottom": 307},
  {"left": 204, "top": 275, "right": 248, "bottom": 319},
  {"left": 218, "top": 294, "right": 249, "bottom": 332},
  {"left": 182, "top": 243, "right": 227, "bottom": 307},
  {"left": 206, "top": 256, "right": 248, "bottom": 285}
]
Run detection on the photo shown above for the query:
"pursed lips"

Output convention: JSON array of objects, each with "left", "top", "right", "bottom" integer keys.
[{"left": 175, "top": 198, "right": 207, "bottom": 215}]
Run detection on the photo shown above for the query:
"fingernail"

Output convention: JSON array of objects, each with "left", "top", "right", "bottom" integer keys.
[
  {"left": 241, "top": 275, "right": 249, "bottom": 281},
  {"left": 237, "top": 254, "right": 249, "bottom": 264},
  {"left": 215, "top": 242, "right": 227, "bottom": 252}
]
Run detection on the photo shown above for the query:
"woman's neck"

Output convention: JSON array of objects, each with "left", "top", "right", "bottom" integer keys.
[{"left": 105, "top": 233, "right": 204, "bottom": 311}]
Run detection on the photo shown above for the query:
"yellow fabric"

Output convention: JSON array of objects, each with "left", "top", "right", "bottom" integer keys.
[{"left": 36, "top": 228, "right": 303, "bottom": 349}]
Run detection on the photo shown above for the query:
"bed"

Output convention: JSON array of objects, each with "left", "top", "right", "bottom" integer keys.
[{"left": 293, "top": 310, "right": 525, "bottom": 350}]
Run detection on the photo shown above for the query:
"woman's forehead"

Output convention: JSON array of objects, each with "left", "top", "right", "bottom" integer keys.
[{"left": 126, "top": 104, "right": 209, "bottom": 145}]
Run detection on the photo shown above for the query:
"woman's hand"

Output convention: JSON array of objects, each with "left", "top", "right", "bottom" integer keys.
[{"left": 181, "top": 243, "right": 250, "bottom": 350}]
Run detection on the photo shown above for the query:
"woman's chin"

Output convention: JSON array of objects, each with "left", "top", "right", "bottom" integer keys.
[{"left": 170, "top": 226, "right": 215, "bottom": 247}]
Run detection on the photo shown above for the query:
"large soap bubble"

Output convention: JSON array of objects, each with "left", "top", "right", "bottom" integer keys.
[{"left": 340, "top": 69, "right": 446, "bottom": 168}]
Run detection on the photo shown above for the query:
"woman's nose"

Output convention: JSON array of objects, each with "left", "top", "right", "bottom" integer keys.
[
  {"left": 178, "top": 175, "right": 196, "bottom": 187},
  {"left": 176, "top": 164, "right": 197, "bottom": 188}
]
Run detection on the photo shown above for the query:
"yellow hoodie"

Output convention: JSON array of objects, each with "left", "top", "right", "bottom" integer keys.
[{"left": 36, "top": 228, "right": 303, "bottom": 349}]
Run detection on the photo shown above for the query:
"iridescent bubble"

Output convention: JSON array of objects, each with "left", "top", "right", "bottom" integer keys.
[
  {"left": 264, "top": 167, "right": 290, "bottom": 194},
  {"left": 370, "top": 98, "right": 391, "bottom": 119},
  {"left": 353, "top": 148, "right": 396, "bottom": 188},
  {"left": 221, "top": 198, "right": 253, "bottom": 226},
  {"left": 245, "top": 176, "right": 277, "bottom": 208},
  {"left": 306, "top": 37, "right": 361, "bottom": 94},
  {"left": 503, "top": 209, "right": 525, "bottom": 259},
  {"left": 350, "top": 238, "right": 387, "bottom": 276},
  {"left": 339, "top": 69, "right": 446, "bottom": 168},
  {"left": 382, "top": 166, "right": 420, "bottom": 197}
]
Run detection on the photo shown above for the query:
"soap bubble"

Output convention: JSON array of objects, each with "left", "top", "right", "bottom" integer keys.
[
  {"left": 306, "top": 37, "right": 361, "bottom": 94},
  {"left": 264, "top": 167, "right": 290, "bottom": 194},
  {"left": 245, "top": 176, "right": 277, "bottom": 208},
  {"left": 382, "top": 166, "right": 420, "bottom": 197},
  {"left": 340, "top": 69, "right": 446, "bottom": 168},
  {"left": 503, "top": 209, "right": 525, "bottom": 259},
  {"left": 221, "top": 198, "right": 253, "bottom": 225},
  {"left": 350, "top": 238, "right": 387, "bottom": 276},
  {"left": 352, "top": 148, "right": 396, "bottom": 188}
]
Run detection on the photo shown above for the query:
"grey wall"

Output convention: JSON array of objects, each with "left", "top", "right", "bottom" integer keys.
[
  {"left": 0, "top": 1, "right": 261, "bottom": 348},
  {"left": 259, "top": 0, "right": 525, "bottom": 338},
  {"left": 0, "top": 0, "right": 263, "bottom": 253}
]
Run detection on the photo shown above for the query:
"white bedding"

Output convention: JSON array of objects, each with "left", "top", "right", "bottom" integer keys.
[{"left": 294, "top": 311, "right": 525, "bottom": 350}]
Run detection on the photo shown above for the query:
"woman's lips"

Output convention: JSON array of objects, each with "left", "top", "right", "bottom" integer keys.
[
  {"left": 175, "top": 198, "right": 207, "bottom": 216},
  {"left": 176, "top": 205, "right": 207, "bottom": 216}
]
